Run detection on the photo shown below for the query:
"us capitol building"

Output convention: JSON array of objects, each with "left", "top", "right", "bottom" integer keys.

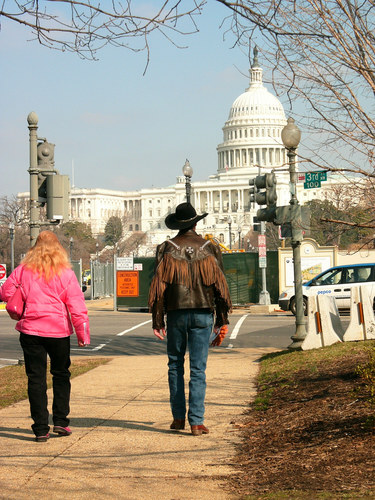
[{"left": 63, "top": 52, "right": 341, "bottom": 251}]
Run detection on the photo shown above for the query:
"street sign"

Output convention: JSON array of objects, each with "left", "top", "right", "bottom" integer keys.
[
  {"left": 259, "top": 256, "right": 267, "bottom": 268},
  {"left": 116, "top": 271, "right": 139, "bottom": 297},
  {"left": 304, "top": 171, "right": 327, "bottom": 189},
  {"left": 304, "top": 179, "right": 321, "bottom": 189},
  {"left": 258, "top": 235, "right": 267, "bottom": 267},
  {"left": 306, "top": 171, "right": 327, "bottom": 182},
  {"left": 116, "top": 256, "right": 133, "bottom": 271},
  {"left": 0, "top": 264, "right": 6, "bottom": 280}
]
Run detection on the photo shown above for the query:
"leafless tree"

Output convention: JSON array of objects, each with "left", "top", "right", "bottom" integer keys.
[
  {"left": 1, "top": 1, "right": 205, "bottom": 72},
  {"left": 218, "top": 0, "right": 375, "bottom": 179},
  {"left": 0, "top": 195, "right": 29, "bottom": 226}
]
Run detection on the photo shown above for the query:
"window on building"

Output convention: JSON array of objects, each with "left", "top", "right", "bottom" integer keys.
[
  {"left": 219, "top": 233, "right": 224, "bottom": 242},
  {"left": 129, "top": 224, "right": 133, "bottom": 231}
]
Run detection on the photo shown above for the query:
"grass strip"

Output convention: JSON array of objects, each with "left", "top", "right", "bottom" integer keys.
[
  {"left": 0, "top": 357, "right": 111, "bottom": 409},
  {"left": 254, "top": 340, "right": 375, "bottom": 410}
]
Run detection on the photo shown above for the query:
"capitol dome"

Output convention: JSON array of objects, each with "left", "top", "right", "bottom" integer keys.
[{"left": 217, "top": 48, "right": 287, "bottom": 177}]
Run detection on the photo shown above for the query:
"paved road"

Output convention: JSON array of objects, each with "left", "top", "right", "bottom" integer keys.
[{"left": 0, "top": 309, "right": 296, "bottom": 365}]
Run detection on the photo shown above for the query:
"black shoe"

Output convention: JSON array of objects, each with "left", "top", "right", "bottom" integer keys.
[
  {"left": 170, "top": 419, "right": 185, "bottom": 430},
  {"left": 35, "top": 433, "right": 50, "bottom": 442}
]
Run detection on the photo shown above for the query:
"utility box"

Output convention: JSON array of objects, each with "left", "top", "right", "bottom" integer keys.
[{"left": 46, "top": 174, "right": 70, "bottom": 221}]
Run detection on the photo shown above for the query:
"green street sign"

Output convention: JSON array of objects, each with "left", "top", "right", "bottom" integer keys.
[
  {"left": 304, "top": 180, "right": 321, "bottom": 189},
  {"left": 303, "top": 171, "right": 327, "bottom": 189},
  {"left": 305, "top": 171, "right": 327, "bottom": 182}
]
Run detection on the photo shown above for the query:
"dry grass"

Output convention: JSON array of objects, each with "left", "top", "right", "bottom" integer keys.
[{"left": 0, "top": 357, "right": 110, "bottom": 409}]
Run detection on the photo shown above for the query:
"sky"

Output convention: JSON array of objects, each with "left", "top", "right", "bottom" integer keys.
[{"left": 0, "top": 2, "right": 294, "bottom": 198}]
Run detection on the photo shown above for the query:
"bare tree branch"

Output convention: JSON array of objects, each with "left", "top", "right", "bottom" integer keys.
[{"left": 1, "top": 1, "right": 206, "bottom": 72}]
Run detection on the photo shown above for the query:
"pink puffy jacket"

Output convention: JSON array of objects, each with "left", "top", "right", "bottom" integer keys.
[{"left": 0, "top": 264, "right": 90, "bottom": 345}]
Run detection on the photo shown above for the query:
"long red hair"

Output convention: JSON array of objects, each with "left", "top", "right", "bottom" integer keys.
[{"left": 22, "top": 231, "right": 71, "bottom": 281}]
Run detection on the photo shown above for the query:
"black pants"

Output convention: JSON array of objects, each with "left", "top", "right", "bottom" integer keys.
[{"left": 19, "top": 333, "right": 71, "bottom": 436}]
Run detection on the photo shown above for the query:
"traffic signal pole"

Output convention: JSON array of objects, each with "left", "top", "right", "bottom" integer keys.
[
  {"left": 287, "top": 147, "right": 308, "bottom": 349},
  {"left": 27, "top": 112, "right": 71, "bottom": 246},
  {"left": 27, "top": 112, "right": 40, "bottom": 246},
  {"left": 281, "top": 117, "right": 308, "bottom": 350},
  {"left": 259, "top": 220, "right": 271, "bottom": 305}
]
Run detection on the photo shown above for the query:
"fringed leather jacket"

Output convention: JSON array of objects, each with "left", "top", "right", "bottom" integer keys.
[{"left": 148, "top": 229, "right": 232, "bottom": 329}]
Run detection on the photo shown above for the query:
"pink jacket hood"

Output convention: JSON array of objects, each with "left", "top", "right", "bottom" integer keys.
[{"left": 0, "top": 264, "right": 90, "bottom": 345}]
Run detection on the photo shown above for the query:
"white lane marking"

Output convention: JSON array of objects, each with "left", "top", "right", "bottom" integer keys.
[
  {"left": 0, "top": 358, "right": 19, "bottom": 363},
  {"left": 229, "top": 314, "right": 248, "bottom": 340},
  {"left": 92, "top": 343, "right": 107, "bottom": 351},
  {"left": 71, "top": 319, "right": 153, "bottom": 352},
  {"left": 116, "top": 319, "right": 152, "bottom": 336}
]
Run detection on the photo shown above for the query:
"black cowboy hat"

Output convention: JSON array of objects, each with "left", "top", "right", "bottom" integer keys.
[{"left": 165, "top": 203, "right": 208, "bottom": 230}]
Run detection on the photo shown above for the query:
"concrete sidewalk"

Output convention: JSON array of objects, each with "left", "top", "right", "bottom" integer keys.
[{"left": 0, "top": 347, "right": 274, "bottom": 499}]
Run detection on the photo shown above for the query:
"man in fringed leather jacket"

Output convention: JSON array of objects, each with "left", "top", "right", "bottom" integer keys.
[{"left": 148, "top": 202, "right": 232, "bottom": 436}]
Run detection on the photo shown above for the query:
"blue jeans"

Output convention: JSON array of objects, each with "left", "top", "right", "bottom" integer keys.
[{"left": 166, "top": 309, "right": 213, "bottom": 425}]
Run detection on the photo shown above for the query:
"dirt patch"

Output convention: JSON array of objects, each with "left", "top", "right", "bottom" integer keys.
[{"left": 229, "top": 351, "right": 375, "bottom": 496}]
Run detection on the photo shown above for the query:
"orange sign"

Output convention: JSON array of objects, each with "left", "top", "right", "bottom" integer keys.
[{"left": 117, "top": 271, "right": 139, "bottom": 297}]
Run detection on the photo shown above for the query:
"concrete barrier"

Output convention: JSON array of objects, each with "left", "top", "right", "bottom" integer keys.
[
  {"left": 302, "top": 295, "right": 343, "bottom": 350},
  {"left": 343, "top": 285, "right": 375, "bottom": 341}
]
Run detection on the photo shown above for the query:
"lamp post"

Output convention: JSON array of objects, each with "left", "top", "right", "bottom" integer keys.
[
  {"left": 238, "top": 227, "right": 242, "bottom": 250},
  {"left": 69, "top": 237, "right": 73, "bottom": 261},
  {"left": 281, "top": 117, "right": 308, "bottom": 350},
  {"left": 182, "top": 159, "right": 193, "bottom": 204},
  {"left": 227, "top": 215, "right": 232, "bottom": 249},
  {"left": 96, "top": 242, "right": 99, "bottom": 259},
  {"left": 9, "top": 223, "right": 15, "bottom": 272}
]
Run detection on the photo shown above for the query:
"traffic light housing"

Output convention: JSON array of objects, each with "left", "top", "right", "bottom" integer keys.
[
  {"left": 276, "top": 205, "right": 311, "bottom": 241},
  {"left": 46, "top": 174, "right": 70, "bottom": 221},
  {"left": 253, "top": 216, "right": 261, "bottom": 232},
  {"left": 37, "top": 140, "right": 55, "bottom": 203},
  {"left": 249, "top": 172, "right": 278, "bottom": 222}
]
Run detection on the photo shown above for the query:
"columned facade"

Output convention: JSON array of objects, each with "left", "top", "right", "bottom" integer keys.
[{"left": 18, "top": 50, "right": 347, "bottom": 251}]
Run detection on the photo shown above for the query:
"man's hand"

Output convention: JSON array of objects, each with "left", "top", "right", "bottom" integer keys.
[
  {"left": 78, "top": 341, "right": 88, "bottom": 347},
  {"left": 211, "top": 325, "right": 228, "bottom": 347},
  {"left": 153, "top": 328, "right": 166, "bottom": 340}
]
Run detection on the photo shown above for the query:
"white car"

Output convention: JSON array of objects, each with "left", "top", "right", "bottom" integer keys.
[{"left": 278, "top": 264, "right": 375, "bottom": 315}]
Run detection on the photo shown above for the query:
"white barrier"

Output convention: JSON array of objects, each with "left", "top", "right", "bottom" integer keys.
[
  {"left": 343, "top": 285, "right": 375, "bottom": 341},
  {"left": 302, "top": 295, "right": 343, "bottom": 350}
]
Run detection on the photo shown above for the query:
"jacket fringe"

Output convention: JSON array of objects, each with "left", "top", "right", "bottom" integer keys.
[{"left": 148, "top": 253, "right": 231, "bottom": 310}]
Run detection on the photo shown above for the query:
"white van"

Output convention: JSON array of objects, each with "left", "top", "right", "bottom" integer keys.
[{"left": 278, "top": 263, "right": 375, "bottom": 315}]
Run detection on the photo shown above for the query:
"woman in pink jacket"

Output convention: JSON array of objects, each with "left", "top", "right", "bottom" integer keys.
[{"left": 0, "top": 231, "right": 90, "bottom": 442}]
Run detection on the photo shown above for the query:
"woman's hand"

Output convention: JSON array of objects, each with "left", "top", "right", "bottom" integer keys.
[
  {"left": 78, "top": 340, "right": 88, "bottom": 347},
  {"left": 153, "top": 328, "right": 166, "bottom": 340}
]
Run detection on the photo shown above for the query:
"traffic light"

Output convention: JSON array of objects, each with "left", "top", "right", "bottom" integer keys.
[
  {"left": 255, "top": 172, "right": 277, "bottom": 207},
  {"left": 37, "top": 140, "right": 55, "bottom": 203},
  {"left": 253, "top": 216, "right": 261, "bottom": 232},
  {"left": 276, "top": 205, "right": 310, "bottom": 241},
  {"left": 46, "top": 174, "right": 70, "bottom": 221},
  {"left": 37, "top": 140, "right": 55, "bottom": 169},
  {"left": 249, "top": 172, "right": 278, "bottom": 222}
]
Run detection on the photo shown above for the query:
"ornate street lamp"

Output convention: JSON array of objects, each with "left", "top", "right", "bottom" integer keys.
[
  {"left": 281, "top": 117, "right": 307, "bottom": 350},
  {"left": 69, "top": 237, "right": 73, "bottom": 261},
  {"left": 227, "top": 215, "right": 232, "bottom": 249},
  {"left": 9, "top": 223, "right": 15, "bottom": 272},
  {"left": 182, "top": 159, "right": 193, "bottom": 204}
]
